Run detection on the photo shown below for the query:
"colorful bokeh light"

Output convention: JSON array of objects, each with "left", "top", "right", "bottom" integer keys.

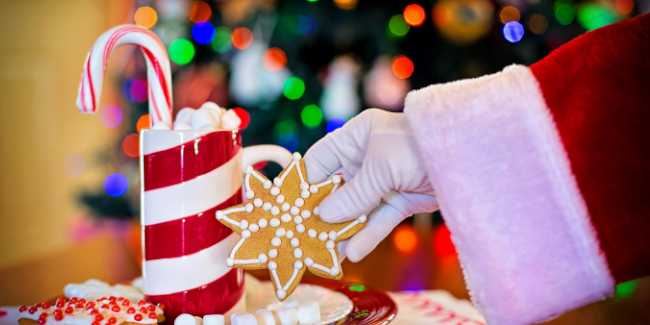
[
  {"left": 105, "top": 174, "right": 129, "bottom": 197},
  {"left": 232, "top": 108, "right": 251, "bottom": 129},
  {"left": 615, "top": 280, "right": 637, "bottom": 297},
  {"left": 192, "top": 21, "right": 216, "bottom": 45},
  {"left": 99, "top": 105, "right": 123, "bottom": 128},
  {"left": 212, "top": 27, "right": 233, "bottom": 53},
  {"left": 262, "top": 48, "right": 288, "bottom": 72},
  {"left": 615, "top": 0, "right": 634, "bottom": 15},
  {"left": 274, "top": 120, "right": 298, "bottom": 138},
  {"left": 555, "top": 3, "right": 576, "bottom": 25},
  {"left": 503, "top": 21, "right": 524, "bottom": 43},
  {"left": 301, "top": 104, "right": 323, "bottom": 128},
  {"left": 388, "top": 15, "right": 411, "bottom": 37},
  {"left": 577, "top": 4, "right": 617, "bottom": 31},
  {"left": 499, "top": 6, "right": 520, "bottom": 23},
  {"left": 189, "top": 1, "right": 212, "bottom": 22},
  {"left": 529, "top": 14, "right": 549, "bottom": 35},
  {"left": 297, "top": 14, "right": 318, "bottom": 35},
  {"left": 326, "top": 119, "right": 345, "bottom": 133},
  {"left": 283, "top": 77, "right": 305, "bottom": 100},
  {"left": 122, "top": 133, "right": 140, "bottom": 158},
  {"left": 393, "top": 225, "right": 417, "bottom": 253},
  {"left": 232, "top": 27, "right": 253, "bottom": 50},
  {"left": 404, "top": 4, "right": 426, "bottom": 27},
  {"left": 134, "top": 6, "right": 158, "bottom": 29},
  {"left": 123, "top": 79, "right": 147, "bottom": 103},
  {"left": 277, "top": 133, "right": 299, "bottom": 152},
  {"left": 137, "top": 114, "right": 150, "bottom": 132},
  {"left": 391, "top": 55, "right": 414, "bottom": 79},
  {"left": 333, "top": 0, "right": 358, "bottom": 10},
  {"left": 63, "top": 154, "right": 85, "bottom": 177},
  {"left": 433, "top": 224, "right": 456, "bottom": 257},
  {"left": 169, "top": 39, "right": 195, "bottom": 65}
]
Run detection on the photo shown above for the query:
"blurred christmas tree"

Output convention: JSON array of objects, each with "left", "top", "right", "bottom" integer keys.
[{"left": 79, "top": 0, "right": 641, "bottom": 219}]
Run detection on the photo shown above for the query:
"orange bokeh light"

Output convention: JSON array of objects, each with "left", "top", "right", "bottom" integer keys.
[
  {"left": 404, "top": 4, "right": 426, "bottom": 27},
  {"left": 136, "top": 114, "right": 150, "bottom": 133},
  {"left": 615, "top": 0, "right": 634, "bottom": 15},
  {"left": 499, "top": 6, "right": 521, "bottom": 24},
  {"left": 262, "top": 48, "right": 287, "bottom": 72},
  {"left": 391, "top": 55, "right": 414, "bottom": 79},
  {"left": 393, "top": 225, "right": 418, "bottom": 253},
  {"left": 433, "top": 224, "right": 456, "bottom": 257},
  {"left": 189, "top": 1, "right": 212, "bottom": 22},
  {"left": 432, "top": 4, "right": 453, "bottom": 27},
  {"left": 134, "top": 6, "right": 158, "bottom": 29},
  {"left": 232, "top": 27, "right": 253, "bottom": 50},
  {"left": 122, "top": 134, "right": 140, "bottom": 158}
]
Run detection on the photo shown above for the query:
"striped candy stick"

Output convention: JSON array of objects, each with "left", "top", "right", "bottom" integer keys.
[{"left": 76, "top": 25, "right": 173, "bottom": 129}]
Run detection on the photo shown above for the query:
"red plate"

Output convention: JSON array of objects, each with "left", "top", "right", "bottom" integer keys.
[{"left": 302, "top": 278, "right": 398, "bottom": 325}]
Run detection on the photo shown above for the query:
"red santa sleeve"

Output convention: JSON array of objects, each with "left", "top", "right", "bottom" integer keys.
[{"left": 404, "top": 13, "right": 650, "bottom": 325}]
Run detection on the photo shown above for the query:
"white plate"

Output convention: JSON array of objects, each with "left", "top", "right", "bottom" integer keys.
[{"left": 245, "top": 279, "right": 353, "bottom": 325}]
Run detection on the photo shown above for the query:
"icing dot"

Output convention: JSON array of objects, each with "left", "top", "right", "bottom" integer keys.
[
  {"left": 245, "top": 166, "right": 253, "bottom": 174},
  {"left": 216, "top": 211, "right": 224, "bottom": 220},
  {"left": 271, "top": 237, "right": 282, "bottom": 247},
  {"left": 249, "top": 224, "right": 260, "bottom": 232},
  {"left": 277, "top": 289, "right": 286, "bottom": 300},
  {"left": 358, "top": 215, "right": 368, "bottom": 223},
  {"left": 246, "top": 190, "right": 255, "bottom": 199},
  {"left": 258, "top": 254, "right": 268, "bottom": 263},
  {"left": 308, "top": 229, "right": 317, "bottom": 238},
  {"left": 242, "top": 230, "right": 252, "bottom": 238},
  {"left": 281, "top": 213, "right": 292, "bottom": 223},
  {"left": 254, "top": 198, "right": 263, "bottom": 207},
  {"left": 271, "top": 206, "right": 280, "bottom": 216},
  {"left": 245, "top": 203, "right": 254, "bottom": 212},
  {"left": 301, "top": 190, "right": 310, "bottom": 199},
  {"left": 270, "top": 218, "right": 281, "bottom": 227},
  {"left": 258, "top": 218, "right": 268, "bottom": 228},
  {"left": 293, "top": 216, "right": 303, "bottom": 224},
  {"left": 333, "top": 175, "right": 342, "bottom": 184},
  {"left": 314, "top": 207, "right": 320, "bottom": 215},
  {"left": 226, "top": 258, "right": 234, "bottom": 266},
  {"left": 310, "top": 185, "right": 319, "bottom": 194},
  {"left": 326, "top": 240, "right": 335, "bottom": 250},
  {"left": 290, "top": 207, "right": 300, "bottom": 215},
  {"left": 263, "top": 203, "right": 272, "bottom": 211},
  {"left": 269, "top": 249, "right": 278, "bottom": 258},
  {"left": 293, "top": 248, "right": 303, "bottom": 258},
  {"left": 240, "top": 220, "right": 249, "bottom": 230},
  {"left": 294, "top": 260, "right": 304, "bottom": 269},
  {"left": 294, "top": 198, "right": 304, "bottom": 207},
  {"left": 291, "top": 238, "right": 300, "bottom": 247},
  {"left": 268, "top": 261, "right": 278, "bottom": 270},
  {"left": 276, "top": 195, "right": 285, "bottom": 204},
  {"left": 329, "top": 231, "right": 338, "bottom": 240},
  {"left": 301, "top": 210, "right": 312, "bottom": 219},
  {"left": 304, "top": 257, "right": 314, "bottom": 266},
  {"left": 274, "top": 177, "right": 283, "bottom": 187},
  {"left": 286, "top": 230, "right": 294, "bottom": 238},
  {"left": 292, "top": 152, "right": 302, "bottom": 161},
  {"left": 270, "top": 187, "right": 280, "bottom": 196},
  {"left": 296, "top": 224, "right": 306, "bottom": 233},
  {"left": 275, "top": 228, "right": 286, "bottom": 237},
  {"left": 263, "top": 180, "right": 272, "bottom": 189},
  {"left": 300, "top": 182, "right": 309, "bottom": 190},
  {"left": 329, "top": 266, "right": 340, "bottom": 276},
  {"left": 282, "top": 203, "right": 291, "bottom": 211},
  {"left": 318, "top": 232, "right": 328, "bottom": 241}
]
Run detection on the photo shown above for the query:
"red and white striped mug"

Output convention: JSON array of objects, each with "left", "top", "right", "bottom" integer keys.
[{"left": 140, "top": 128, "right": 291, "bottom": 322}]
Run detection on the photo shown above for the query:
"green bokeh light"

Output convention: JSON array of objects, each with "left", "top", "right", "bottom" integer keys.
[
  {"left": 283, "top": 77, "right": 306, "bottom": 100},
  {"left": 577, "top": 5, "right": 617, "bottom": 31},
  {"left": 274, "top": 120, "right": 298, "bottom": 138},
  {"left": 169, "top": 39, "right": 195, "bottom": 65},
  {"left": 615, "top": 280, "right": 637, "bottom": 298},
  {"left": 555, "top": 4, "right": 576, "bottom": 25},
  {"left": 349, "top": 284, "right": 365, "bottom": 292},
  {"left": 388, "top": 15, "right": 410, "bottom": 37},
  {"left": 212, "top": 27, "right": 233, "bottom": 53},
  {"left": 301, "top": 104, "right": 323, "bottom": 128}
]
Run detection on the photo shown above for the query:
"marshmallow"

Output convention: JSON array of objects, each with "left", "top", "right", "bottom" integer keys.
[
  {"left": 274, "top": 307, "right": 298, "bottom": 325},
  {"left": 221, "top": 109, "right": 242, "bottom": 129},
  {"left": 151, "top": 120, "right": 172, "bottom": 130},
  {"left": 266, "top": 302, "right": 283, "bottom": 311},
  {"left": 231, "top": 313, "right": 258, "bottom": 325},
  {"left": 190, "top": 107, "right": 219, "bottom": 130},
  {"left": 194, "top": 316, "right": 204, "bottom": 325},
  {"left": 174, "top": 121, "right": 192, "bottom": 130},
  {"left": 254, "top": 310, "right": 276, "bottom": 325},
  {"left": 174, "top": 314, "right": 197, "bottom": 325},
  {"left": 202, "top": 315, "right": 225, "bottom": 325},
  {"left": 175, "top": 107, "right": 195, "bottom": 123},
  {"left": 298, "top": 302, "right": 320, "bottom": 324},
  {"left": 202, "top": 102, "right": 223, "bottom": 123},
  {"left": 282, "top": 301, "right": 299, "bottom": 308}
]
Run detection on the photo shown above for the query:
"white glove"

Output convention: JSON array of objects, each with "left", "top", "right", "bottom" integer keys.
[{"left": 304, "top": 109, "right": 439, "bottom": 262}]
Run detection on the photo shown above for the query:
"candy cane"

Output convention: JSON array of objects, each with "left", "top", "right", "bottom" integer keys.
[{"left": 76, "top": 25, "right": 173, "bottom": 129}]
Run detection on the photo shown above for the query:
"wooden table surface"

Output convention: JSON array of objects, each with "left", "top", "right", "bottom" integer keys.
[{"left": 1, "top": 221, "right": 648, "bottom": 325}]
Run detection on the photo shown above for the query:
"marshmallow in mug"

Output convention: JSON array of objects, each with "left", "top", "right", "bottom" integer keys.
[
  {"left": 173, "top": 102, "right": 242, "bottom": 131},
  {"left": 63, "top": 279, "right": 144, "bottom": 301}
]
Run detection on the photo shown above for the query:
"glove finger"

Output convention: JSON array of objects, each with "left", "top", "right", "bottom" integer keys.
[
  {"left": 345, "top": 203, "right": 407, "bottom": 262},
  {"left": 336, "top": 239, "right": 349, "bottom": 263}
]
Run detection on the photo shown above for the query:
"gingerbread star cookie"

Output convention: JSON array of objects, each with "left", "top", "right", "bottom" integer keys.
[{"left": 216, "top": 152, "right": 367, "bottom": 300}]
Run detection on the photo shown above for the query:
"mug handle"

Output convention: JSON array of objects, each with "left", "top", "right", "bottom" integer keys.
[{"left": 242, "top": 145, "right": 293, "bottom": 170}]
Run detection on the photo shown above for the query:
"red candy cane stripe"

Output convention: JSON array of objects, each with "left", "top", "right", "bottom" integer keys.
[{"left": 76, "top": 25, "right": 173, "bottom": 128}]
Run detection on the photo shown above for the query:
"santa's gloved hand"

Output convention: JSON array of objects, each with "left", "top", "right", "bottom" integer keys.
[{"left": 304, "top": 109, "right": 439, "bottom": 262}]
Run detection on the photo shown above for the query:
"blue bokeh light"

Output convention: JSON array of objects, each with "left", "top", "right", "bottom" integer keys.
[
  {"left": 277, "top": 133, "right": 299, "bottom": 152},
  {"left": 122, "top": 79, "right": 147, "bottom": 103},
  {"left": 503, "top": 21, "right": 524, "bottom": 43},
  {"left": 104, "top": 173, "right": 129, "bottom": 197},
  {"left": 297, "top": 14, "right": 318, "bottom": 35},
  {"left": 192, "top": 21, "right": 216, "bottom": 45},
  {"left": 326, "top": 119, "right": 345, "bottom": 133}
]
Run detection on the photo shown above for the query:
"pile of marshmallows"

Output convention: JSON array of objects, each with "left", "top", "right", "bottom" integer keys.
[
  {"left": 170, "top": 102, "right": 242, "bottom": 131},
  {"left": 175, "top": 301, "right": 320, "bottom": 325}
]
